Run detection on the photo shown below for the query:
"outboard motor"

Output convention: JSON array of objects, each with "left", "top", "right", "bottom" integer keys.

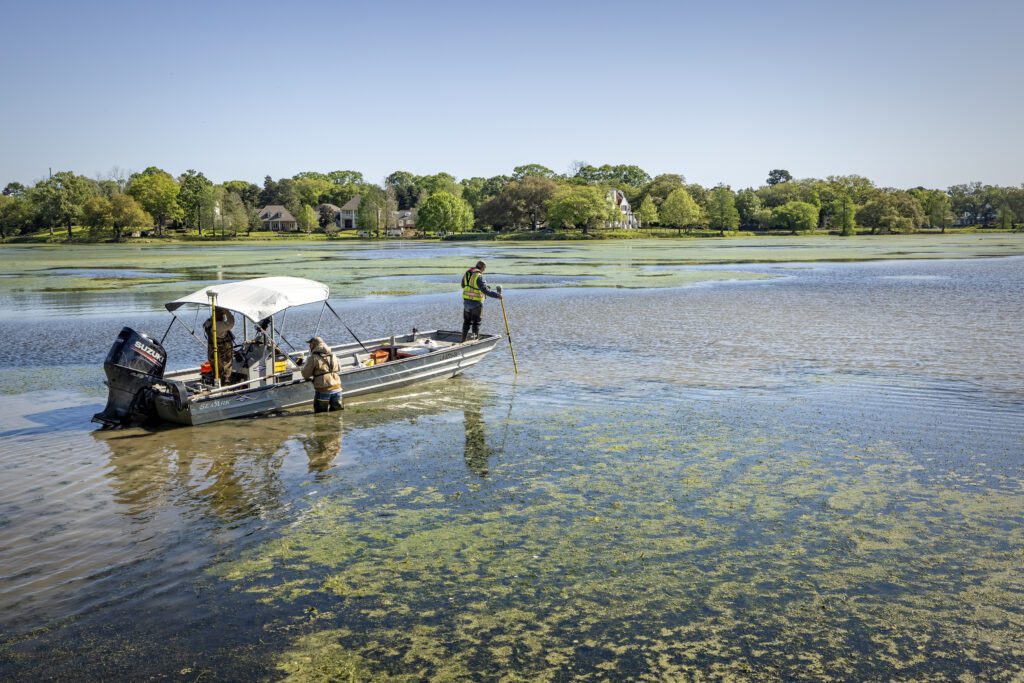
[{"left": 92, "top": 327, "right": 167, "bottom": 427}]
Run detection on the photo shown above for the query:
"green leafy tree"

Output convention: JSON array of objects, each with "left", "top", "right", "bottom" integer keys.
[
  {"left": 735, "top": 189, "right": 762, "bottom": 228},
  {"left": 770, "top": 201, "right": 819, "bottom": 234},
  {"left": 546, "top": 185, "right": 613, "bottom": 234},
  {"left": 357, "top": 186, "right": 399, "bottom": 237},
  {"left": 830, "top": 194, "right": 857, "bottom": 236},
  {"left": 917, "top": 190, "right": 953, "bottom": 232},
  {"left": 298, "top": 204, "right": 318, "bottom": 233},
  {"left": 385, "top": 171, "right": 419, "bottom": 210},
  {"left": 767, "top": 169, "right": 793, "bottom": 186},
  {"left": 294, "top": 174, "right": 334, "bottom": 208},
  {"left": 82, "top": 195, "right": 114, "bottom": 238},
  {"left": 221, "top": 191, "right": 249, "bottom": 237},
  {"left": 856, "top": 191, "right": 923, "bottom": 234},
  {"left": 636, "top": 195, "right": 658, "bottom": 227},
  {"left": 0, "top": 195, "right": 14, "bottom": 238},
  {"left": 198, "top": 185, "right": 221, "bottom": 237},
  {"left": 480, "top": 176, "right": 559, "bottom": 230},
  {"left": 0, "top": 192, "right": 34, "bottom": 236},
  {"left": 706, "top": 186, "right": 740, "bottom": 236},
  {"left": 417, "top": 191, "right": 473, "bottom": 235},
  {"left": 639, "top": 174, "right": 686, "bottom": 208},
  {"left": 223, "top": 180, "right": 261, "bottom": 209},
  {"left": 177, "top": 170, "right": 213, "bottom": 233},
  {"left": 327, "top": 170, "right": 364, "bottom": 185},
  {"left": 128, "top": 167, "right": 181, "bottom": 234},
  {"left": 512, "top": 164, "right": 558, "bottom": 181},
  {"left": 460, "top": 177, "right": 492, "bottom": 210},
  {"left": 997, "top": 205, "right": 1016, "bottom": 230},
  {"left": 32, "top": 171, "right": 95, "bottom": 239},
  {"left": 109, "top": 193, "right": 152, "bottom": 241},
  {"left": 417, "top": 173, "right": 462, "bottom": 203},
  {"left": 659, "top": 188, "right": 704, "bottom": 233},
  {"left": 573, "top": 164, "right": 652, "bottom": 191}
]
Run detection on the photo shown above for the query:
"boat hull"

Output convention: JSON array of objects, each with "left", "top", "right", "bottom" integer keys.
[{"left": 151, "top": 331, "right": 499, "bottom": 426}]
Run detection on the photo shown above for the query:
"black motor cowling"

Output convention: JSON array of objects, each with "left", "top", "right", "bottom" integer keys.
[{"left": 92, "top": 327, "right": 168, "bottom": 427}]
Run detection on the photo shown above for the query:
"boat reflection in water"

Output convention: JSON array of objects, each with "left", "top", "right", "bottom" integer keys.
[{"left": 93, "top": 381, "right": 497, "bottom": 522}]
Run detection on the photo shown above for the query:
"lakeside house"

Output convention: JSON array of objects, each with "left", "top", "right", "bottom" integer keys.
[
  {"left": 339, "top": 196, "right": 361, "bottom": 230},
  {"left": 257, "top": 205, "right": 298, "bottom": 231},
  {"left": 606, "top": 189, "right": 638, "bottom": 229}
]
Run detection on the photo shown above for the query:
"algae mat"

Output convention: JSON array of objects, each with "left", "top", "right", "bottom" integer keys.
[
  {"left": 208, "top": 383, "right": 1024, "bottom": 681},
  {"left": 2, "top": 234, "right": 1024, "bottom": 307}
]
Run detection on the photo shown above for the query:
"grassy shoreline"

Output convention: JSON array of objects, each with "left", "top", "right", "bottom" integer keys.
[{"left": 2, "top": 225, "right": 1020, "bottom": 246}]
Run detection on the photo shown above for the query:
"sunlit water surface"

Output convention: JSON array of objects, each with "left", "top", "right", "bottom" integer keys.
[{"left": 1, "top": 250, "right": 1022, "bottom": 680}]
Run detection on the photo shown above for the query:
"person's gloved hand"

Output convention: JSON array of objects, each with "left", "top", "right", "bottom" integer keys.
[{"left": 296, "top": 355, "right": 305, "bottom": 366}]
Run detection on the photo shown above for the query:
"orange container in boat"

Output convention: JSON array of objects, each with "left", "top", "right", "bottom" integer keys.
[
  {"left": 200, "top": 361, "right": 212, "bottom": 373},
  {"left": 371, "top": 349, "right": 390, "bottom": 364}
]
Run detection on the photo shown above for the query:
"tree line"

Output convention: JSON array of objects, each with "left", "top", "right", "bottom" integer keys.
[{"left": 1, "top": 163, "right": 1021, "bottom": 240}]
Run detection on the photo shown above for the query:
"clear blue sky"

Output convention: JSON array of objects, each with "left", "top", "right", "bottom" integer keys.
[{"left": 2, "top": 0, "right": 1021, "bottom": 190}]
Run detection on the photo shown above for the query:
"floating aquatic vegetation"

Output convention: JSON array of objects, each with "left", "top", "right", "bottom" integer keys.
[{"left": 211, "top": 399, "right": 1024, "bottom": 680}]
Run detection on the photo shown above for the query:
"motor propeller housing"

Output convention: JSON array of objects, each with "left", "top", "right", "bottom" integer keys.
[{"left": 92, "top": 327, "right": 167, "bottom": 427}]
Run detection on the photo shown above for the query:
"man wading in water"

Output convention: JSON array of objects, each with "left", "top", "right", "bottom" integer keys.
[
  {"left": 461, "top": 260, "right": 502, "bottom": 342},
  {"left": 300, "top": 336, "right": 343, "bottom": 412}
]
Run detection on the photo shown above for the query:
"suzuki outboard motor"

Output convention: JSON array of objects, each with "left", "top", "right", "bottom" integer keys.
[{"left": 92, "top": 327, "right": 167, "bottom": 427}]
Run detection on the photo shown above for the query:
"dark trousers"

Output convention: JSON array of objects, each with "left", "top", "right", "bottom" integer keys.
[
  {"left": 462, "top": 303, "right": 482, "bottom": 341},
  {"left": 314, "top": 391, "right": 343, "bottom": 413}
]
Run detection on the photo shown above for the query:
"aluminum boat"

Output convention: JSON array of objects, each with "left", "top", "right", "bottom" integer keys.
[{"left": 93, "top": 277, "right": 499, "bottom": 427}]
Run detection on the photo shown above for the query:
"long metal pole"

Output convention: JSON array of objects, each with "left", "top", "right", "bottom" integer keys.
[
  {"left": 499, "top": 294, "right": 518, "bottom": 375},
  {"left": 209, "top": 292, "right": 220, "bottom": 388}
]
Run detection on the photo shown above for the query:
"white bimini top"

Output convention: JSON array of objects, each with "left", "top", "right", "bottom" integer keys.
[{"left": 165, "top": 277, "right": 330, "bottom": 322}]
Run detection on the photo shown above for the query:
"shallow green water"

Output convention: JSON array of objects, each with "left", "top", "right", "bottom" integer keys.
[{"left": 0, "top": 241, "right": 1022, "bottom": 680}]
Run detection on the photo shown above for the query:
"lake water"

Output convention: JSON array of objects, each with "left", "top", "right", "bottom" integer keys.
[{"left": 1, "top": 239, "right": 1023, "bottom": 680}]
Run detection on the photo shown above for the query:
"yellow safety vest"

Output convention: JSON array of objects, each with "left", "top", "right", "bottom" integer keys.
[{"left": 462, "top": 268, "right": 484, "bottom": 302}]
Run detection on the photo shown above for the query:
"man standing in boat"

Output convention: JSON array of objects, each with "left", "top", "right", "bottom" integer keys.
[
  {"left": 461, "top": 260, "right": 502, "bottom": 342},
  {"left": 203, "top": 307, "right": 235, "bottom": 385},
  {"left": 301, "top": 336, "right": 343, "bottom": 412}
]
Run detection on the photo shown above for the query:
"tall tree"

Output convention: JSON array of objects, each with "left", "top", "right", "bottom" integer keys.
[
  {"left": 501, "top": 176, "right": 558, "bottom": 229},
  {"left": 298, "top": 204, "right": 318, "bottom": 233},
  {"left": 512, "top": 164, "right": 558, "bottom": 181},
  {"left": 221, "top": 191, "right": 249, "bottom": 237},
  {"left": 357, "top": 186, "right": 398, "bottom": 237},
  {"left": 766, "top": 169, "right": 793, "bottom": 186},
  {"left": 417, "top": 191, "right": 473, "bottom": 235},
  {"left": 82, "top": 195, "right": 114, "bottom": 238},
  {"left": 831, "top": 194, "right": 857, "bottom": 236},
  {"left": 32, "top": 171, "right": 95, "bottom": 239},
  {"left": 770, "top": 201, "right": 819, "bottom": 234},
  {"left": 128, "top": 167, "right": 181, "bottom": 234},
  {"left": 546, "top": 185, "right": 613, "bottom": 234},
  {"left": 640, "top": 174, "right": 685, "bottom": 208},
  {"left": 177, "top": 170, "right": 213, "bottom": 233},
  {"left": 385, "top": 171, "right": 419, "bottom": 210},
  {"left": 635, "top": 195, "right": 658, "bottom": 227},
  {"left": 659, "top": 188, "right": 704, "bottom": 233},
  {"left": 109, "top": 193, "right": 151, "bottom": 241},
  {"left": 735, "top": 189, "right": 762, "bottom": 228},
  {"left": 706, "top": 186, "right": 740, "bottom": 236},
  {"left": 996, "top": 205, "right": 1016, "bottom": 230},
  {"left": 418, "top": 173, "right": 462, "bottom": 200},
  {"left": 223, "top": 180, "right": 261, "bottom": 208}
]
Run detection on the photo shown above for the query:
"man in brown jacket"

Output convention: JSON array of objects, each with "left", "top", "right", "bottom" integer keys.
[{"left": 301, "top": 336, "right": 343, "bottom": 412}]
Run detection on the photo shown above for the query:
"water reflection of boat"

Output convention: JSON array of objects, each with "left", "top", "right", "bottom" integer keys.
[
  {"left": 93, "top": 277, "right": 499, "bottom": 427},
  {"left": 94, "top": 382, "right": 496, "bottom": 520}
]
